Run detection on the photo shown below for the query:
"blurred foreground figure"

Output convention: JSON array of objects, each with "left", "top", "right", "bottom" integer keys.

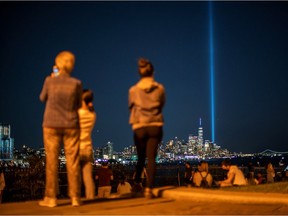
[
  {"left": 39, "top": 51, "right": 83, "bottom": 207},
  {"left": 78, "top": 89, "right": 96, "bottom": 199},
  {"left": 129, "top": 57, "right": 165, "bottom": 198}
]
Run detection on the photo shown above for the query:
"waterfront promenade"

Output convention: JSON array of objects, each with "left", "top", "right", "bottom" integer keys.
[{"left": 1, "top": 186, "right": 288, "bottom": 215}]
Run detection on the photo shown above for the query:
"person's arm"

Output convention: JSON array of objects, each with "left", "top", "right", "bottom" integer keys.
[
  {"left": 39, "top": 78, "right": 48, "bottom": 102},
  {"left": 192, "top": 173, "right": 197, "bottom": 185},
  {"left": 110, "top": 170, "right": 114, "bottom": 181},
  {"left": 220, "top": 172, "right": 235, "bottom": 186},
  {"left": 160, "top": 86, "right": 166, "bottom": 107},
  {"left": 207, "top": 173, "right": 213, "bottom": 187},
  {"left": 190, "top": 170, "right": 194, "bottom": 180},
  {"left": 128, "top": 88, "right": 134, "bottom": 111},
  {"left": 0, "top": 173, "right": 5, "bottom": 190},
  {"left": 132, "top": 171, "right": 136, "bottom": 179},
  {"left": 143, "top": 168, "right": 148, "bottom": 178},
  {"left": 76, "top": 82, "right": 83, "bottom": 109}
]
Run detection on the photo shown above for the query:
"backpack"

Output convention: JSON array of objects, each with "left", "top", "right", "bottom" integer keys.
[{"left": 199, "top": 172, "right": 210, "bottom": 188}]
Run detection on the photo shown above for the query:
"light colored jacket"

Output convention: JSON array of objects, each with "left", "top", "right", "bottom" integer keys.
[
  {"left": 129, "top": 77, "right": 165, "bottom": 130},
  {"left": 78, "top": 108, "right": 96, "bottom": 150}
]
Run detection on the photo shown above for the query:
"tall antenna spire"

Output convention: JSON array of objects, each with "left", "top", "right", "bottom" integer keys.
[{"left": 199, "top": 117, "right": 202, "bottom": 126}]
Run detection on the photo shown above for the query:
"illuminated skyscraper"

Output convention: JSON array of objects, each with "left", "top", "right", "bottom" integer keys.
[
  {"left": 188, "top": 134, "right": 198, "bottom": 153},
  {"left": 0, "top": 123, "right": 14, "bottom": 160},
  {"left": 198, "top": 118, "right": 203, "bottom": 150},
  {"left": 103, "top": 141, "right": 113, "bottom": 159}
]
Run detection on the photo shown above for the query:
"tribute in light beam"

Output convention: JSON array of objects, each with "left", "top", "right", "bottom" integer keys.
[{"left": 209, "top": 1, "right": 215, "bottom": 143}]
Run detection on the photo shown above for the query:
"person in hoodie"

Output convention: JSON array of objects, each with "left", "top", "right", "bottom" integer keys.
[{"left": 128, "top": 57, "right": 165, "bottom": 198}]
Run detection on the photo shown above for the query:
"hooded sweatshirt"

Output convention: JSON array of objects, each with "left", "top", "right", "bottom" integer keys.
[{"left": 129, "top": 77, "right": 165, "bottom": 130}]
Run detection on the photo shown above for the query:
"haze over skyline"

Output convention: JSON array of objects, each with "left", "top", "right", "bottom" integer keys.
[{"left": 1, "top": 1, "right": 288, "bottom": 153}]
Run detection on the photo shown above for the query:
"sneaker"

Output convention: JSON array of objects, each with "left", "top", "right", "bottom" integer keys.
[
  {"left": 144, "top": 188, "right": 155, "bottom": 199},
  {"left": 72, "top": 197, "right": 81, "bottom": 207},
  {"left": 38, "top": 197, "right": 57, "bottom": 208}
]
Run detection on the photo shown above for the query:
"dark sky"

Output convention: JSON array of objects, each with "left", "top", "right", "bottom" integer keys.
[{"left": 1, "top": 1, "right": 288, "bottom": 154}]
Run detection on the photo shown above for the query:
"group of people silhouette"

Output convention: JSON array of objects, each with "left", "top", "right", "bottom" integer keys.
[
  {"left": 38, "top": 51, "right": 165, "bottom": 207},
  {"left": 184, "top": 159, "right": 277, "bottom": 188}
]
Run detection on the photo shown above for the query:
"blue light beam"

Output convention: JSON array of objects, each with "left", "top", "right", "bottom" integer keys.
[{"left": 209, "top": 1, "right": 215, "bottom": 143}]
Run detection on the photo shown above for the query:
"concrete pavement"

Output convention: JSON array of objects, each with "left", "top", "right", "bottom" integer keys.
[{"left": 1, "top": 186, "right": 288, "bottom": 215}]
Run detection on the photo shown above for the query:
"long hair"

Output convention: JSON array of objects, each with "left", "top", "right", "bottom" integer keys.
[
  {"left": 199, "top": 161, "right": 209, "bottom": 172},
  {"left": 82, "top": 89, "right": 94, "bottom": 112}
]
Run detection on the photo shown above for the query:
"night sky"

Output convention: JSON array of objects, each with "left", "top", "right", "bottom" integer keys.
[{"left": 1, "top": 1, "right": 288, "bottom": 154}]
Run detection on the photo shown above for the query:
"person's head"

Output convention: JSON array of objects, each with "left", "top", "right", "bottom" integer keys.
[
  {"left": 185, "top": 162, "right": 191, "bottom": 168},
  {"left": 221, "top": 159, "right": 232, "bottom": 170},
  {"left": 119, "top": 175, "right": 127, "bottom": 185},
  {"left": 55, "top": 51, "right": 75, "bottom": 74},
  {"left": 267, "top": 162, "right": 273, "bottom": 169},
  {"left": 198, "top": 161, "right": 209, "bottom": 172},
  {"left": 102, "top": 161, "right": 108, "bottom": 167},
  {"left": 138, "top": 57, "right": 154, "bottom": 77},
  {"left": 82, "top": 89, "right": 94, "bottom": 111}
]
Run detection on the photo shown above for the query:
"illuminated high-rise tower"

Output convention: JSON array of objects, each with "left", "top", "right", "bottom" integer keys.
[
  {"left": 0, "top": 123, "right": 14, "bottom": 160},
  {"left": 198, "top": 118, "right": 203, "bottom": 150},
  {"left": 103, "top": 141, "right": 113, "bottom": 159},
  {"left": 188, "top": 134, "right": 198, "bottom": 154}
]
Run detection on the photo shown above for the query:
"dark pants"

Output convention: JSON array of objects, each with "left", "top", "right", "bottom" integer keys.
[{"left": 133, "top": 126, "right": 163, "bottom": 189}]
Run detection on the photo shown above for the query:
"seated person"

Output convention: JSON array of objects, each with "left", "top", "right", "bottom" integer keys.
[
  {"left": 218, "top": 159, "right": 247, "bottom": 187},
  {"left": 256, "top": 171, "right": 266, "bottom": 184},
  {"left": 193, "top": 161, "right": 213, "bottom": 187},
  {"left": 117, "top": 176, "right": 132, "bottom": 197},
  {"left": 246, "top": 172, "right": 258, "bottom": 185},
  {"left": 184, "top": 162, "right": 193, "bottom": 187}
]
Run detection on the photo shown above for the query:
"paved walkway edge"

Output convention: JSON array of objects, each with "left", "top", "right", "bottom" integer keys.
[{"left": 154, "top": 186, "right": 288, "bottom": 205}]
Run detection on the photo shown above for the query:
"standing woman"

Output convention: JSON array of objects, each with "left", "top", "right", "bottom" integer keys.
[
  {"left": 266, "top": 162, "right": 275, "bottom": 183},
  {"left": 78, "top": 89, "right": 96, "bottom": 199},
  {"left": 39, "top": 51, "right": 82, "bottom": 207},
  {"left": 129, "top": 57, "right": 165, "bottom": 198}
]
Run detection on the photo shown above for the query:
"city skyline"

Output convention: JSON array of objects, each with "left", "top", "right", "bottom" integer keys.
[
  {"left": 1, "top": 118, "right": 284, "bottom": 155},
  {"left": 1, "top": 2, "right": 288, "bottom": 153}
]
